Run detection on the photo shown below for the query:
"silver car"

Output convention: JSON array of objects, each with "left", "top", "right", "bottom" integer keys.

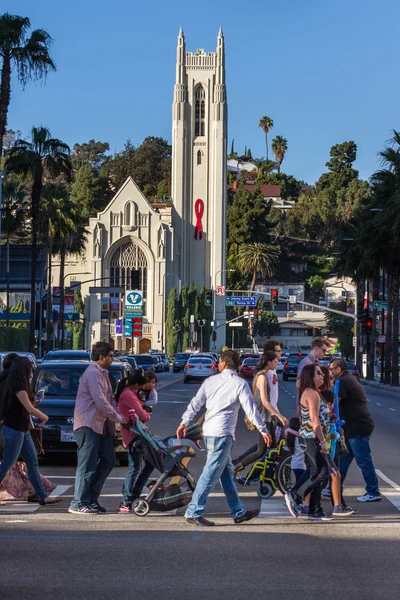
[{"left": 183, "top": 355, "right": 217, "bottom": 383}]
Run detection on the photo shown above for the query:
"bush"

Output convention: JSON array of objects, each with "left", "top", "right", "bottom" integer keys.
[{"left": 0, "top": 327, "right": 29, "bottom": 351}]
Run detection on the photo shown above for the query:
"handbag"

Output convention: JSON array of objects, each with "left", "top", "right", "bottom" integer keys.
[
  {"left": 30, "top": 427, "right": 44, "bottom": 456},
  {"left": 335, "top": 433, "right": 349, "bottom": 457}
]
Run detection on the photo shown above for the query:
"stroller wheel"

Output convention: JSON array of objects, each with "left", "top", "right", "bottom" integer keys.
[
  {"left": 257, "top": 482, "right": 275, "bottom": 500},
  {"left": 132, "top": 498, "right": 150, "bottom": 517}
]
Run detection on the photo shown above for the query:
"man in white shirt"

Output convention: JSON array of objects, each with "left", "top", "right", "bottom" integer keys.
[{"left": 176, "top": 349, "right": 271, "bottom": 527}]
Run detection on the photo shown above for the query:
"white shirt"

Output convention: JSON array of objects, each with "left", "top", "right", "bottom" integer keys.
[
  {"left": 267, "top": 369, "right": 279, "bottom": 409},
  {"left": 180, "top": 369, "right": 268, "bottom": 440}
]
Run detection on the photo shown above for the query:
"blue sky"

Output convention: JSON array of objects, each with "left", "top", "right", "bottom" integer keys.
[{"left": 6, "top": 0, "right": 400, "bottom": 184}]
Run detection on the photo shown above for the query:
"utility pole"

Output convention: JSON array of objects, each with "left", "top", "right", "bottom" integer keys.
[{"left": 197, "top": 319, "right": 206, "bottom": 352}]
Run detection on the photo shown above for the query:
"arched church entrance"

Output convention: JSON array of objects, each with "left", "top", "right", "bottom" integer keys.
[
  {"left": 109, "top": 241, "right": 148, "bottom": 315},
  {"left": 139, "top": 338, "right": 151, "bottom": 354}
]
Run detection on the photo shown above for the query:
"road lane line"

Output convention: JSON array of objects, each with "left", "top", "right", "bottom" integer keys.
[
  {"left": 376, "top": 403, "right": 381, "bottom": 406},
  {"left": 376, "top": 469, "right": 400, "bottom": 511},
  {"left": 259, "top": 498, "right": 291, "bottom": 518},
  {"left": 389, "top": 408, "right": 396, "bottom": 412}
]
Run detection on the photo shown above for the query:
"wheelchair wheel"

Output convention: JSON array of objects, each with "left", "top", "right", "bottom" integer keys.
[
  {"left": 257, "top": 481, "right": 275, "bottom": 500},
  {"left": 132, "top": 498, "right": 150, "bottom": 517},
  {"left": 276, "top": 455, "right": 294, "bottom": 494}
]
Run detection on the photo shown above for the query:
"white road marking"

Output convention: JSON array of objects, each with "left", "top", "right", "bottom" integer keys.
[
  {"left": 49, "top": 485, "right": 71, "bottom": 498},
  {"left": 158, "top": 401, "right": 189, "bottom": 404},
  {"left": 376, "top": 469, "right": 400, "bottom": 511},
  {"left": 259, "top": 497, "right": 292, "bottom": 519},
  {"left": 5, "top": 520, "right": 27, "bottom": 523},
  {"left": 389, "top": 408, "right": 396, "bottom": 412},
  {"left": 376, "top": 403, "right": 382, "bottom": 406},
  {"left": 0, "top": 485, "right": 72, "bottom": 514}
]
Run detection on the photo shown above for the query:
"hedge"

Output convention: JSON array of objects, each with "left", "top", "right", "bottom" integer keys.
[{"left": 0, "top": 327, "right": 29, "bottom": 351}]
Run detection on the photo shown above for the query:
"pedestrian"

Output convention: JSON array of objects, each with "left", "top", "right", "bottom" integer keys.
[
  {"left": 296, "top": 337, "right": 330, "bottom": 410},
  {"left": 138, "top": 371, "right": 158, "bottom": 413},
  {"left": 233, "top": 350, "right": 288, "bottom": 475},
  {"left": 329, "top": 359, "right": 381, "bottom": 503},
  {"left": 263, "top": 339, "right": 284, "bottom": 438},
  {"left": 176, "top": 349, "right": 272, "bottom": 527},
  {"left": 0, "top": 357, "right": 60, "bottom": 506},
  {"left": 117, "top": 370, "right": 155, "bottom": 513},
  {"left": 69, "top": 342, "right": 129, "bottom": 515},
  {"left": 285, "top": 363, "right": 332, "bottom": 521}
]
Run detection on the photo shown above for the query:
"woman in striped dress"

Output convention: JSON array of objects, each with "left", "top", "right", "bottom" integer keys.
[{"left": 284, "top": 363, "right": 332, "bottom": 521}]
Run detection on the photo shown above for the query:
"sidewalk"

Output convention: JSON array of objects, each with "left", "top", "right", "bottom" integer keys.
[{"left": 361, "top": 378, "right": 400, "bottom": 397}]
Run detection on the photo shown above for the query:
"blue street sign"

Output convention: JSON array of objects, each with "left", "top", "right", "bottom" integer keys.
[
  {"left": 115, "top": 319, "right": 123, "bottom": 335},
  {"left": 225, "top": 296, "right": 257, "bottom": 307},
  {"left": 125, "top": 310, "right": 143, "bottom": 317},
  {"left": 64, "top": 313, "right": 82, "bottom": 321}
]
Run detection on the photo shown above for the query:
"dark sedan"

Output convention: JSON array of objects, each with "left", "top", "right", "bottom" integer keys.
[
  {"left": 173, "top": 352, "right": 192, "bottom": 372},
  {"left": 43, "top": 350, "right": 91, "bottom": 362},
  {"left": 132, "top": 354, "right": 158, "bottom": 372},
  {"left": 282, "top": 353, "right": 308, "bottom": 381},
  {"left": 32, "top": 361, "right": 130, "bottom": 456}
]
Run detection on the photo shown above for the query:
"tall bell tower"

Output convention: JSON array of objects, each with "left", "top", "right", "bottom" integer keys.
[{"left": 171, "top": 28, "right": 227, "bottom": 349}]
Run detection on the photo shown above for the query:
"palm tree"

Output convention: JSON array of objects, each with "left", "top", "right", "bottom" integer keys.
[
  {"left": 258, "top": 116, "right": 274, "bottom": 161},
  {"left": 253, "top": 158, "right": 277, "bottom": 180},
  {"left": 1, "top": 178, "right": 28, "bottom": 324},
  {"left": 5, "top": 127, "right": 71, "bottom": 351},
  {"left": 38, "top": 184, "right": 75, "bottom": 352},
  {"left": 271, "top": 136, "right": 288, "bottom": 173},
  {"left": 0, "top": 13, "right": 55, "bottom": 155},
  {"left": 236, "top": 242, "right": 280, "bottom": 294}
]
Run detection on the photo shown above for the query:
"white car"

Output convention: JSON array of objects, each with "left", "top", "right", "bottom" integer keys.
[
  {"left": 276, "top": 358, "right": 286, "bottom": 374},
  {"left": 183, "top": 355, "right": 217, "bottom": 383}
]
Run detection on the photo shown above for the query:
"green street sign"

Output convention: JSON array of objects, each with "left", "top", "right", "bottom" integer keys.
[{"left": 373, "top": 301, "right": 388, "bottom": 310}]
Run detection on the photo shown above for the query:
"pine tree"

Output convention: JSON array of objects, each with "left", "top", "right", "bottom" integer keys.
[
  {"left": 165, "top": 287, "right": 180, "bottom": 355},
  {"left": 70, "top": 164, "right": 109, "bottom": 220},
  {"left": 198, "top": 284, "right": 213, "bottom": 351},
  {"left": 180, "top": 284, "right": 189, "bottom": 349}
]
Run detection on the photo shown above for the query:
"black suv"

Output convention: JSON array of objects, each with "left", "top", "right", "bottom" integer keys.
[
  {"left": 282, "top": 353, "right": 308, "bottom": 381},
  {"left": 173, "top": 353, "right": 192, "bottom": 372}
]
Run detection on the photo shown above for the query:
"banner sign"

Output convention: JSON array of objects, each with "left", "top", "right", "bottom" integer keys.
[{"left": 225, "top": 296, "right": 257, "bottom": 307}]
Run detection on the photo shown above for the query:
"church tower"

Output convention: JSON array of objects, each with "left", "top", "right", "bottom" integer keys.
[{"left": 171, "top": 28, "right": 227, "bottom": 348}]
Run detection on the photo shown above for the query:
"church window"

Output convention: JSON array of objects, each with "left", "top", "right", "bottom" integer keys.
[
  {"left": 197, "top": 150, "right": 202, "bottom": 165},
  {"left": 124, "top": 202, "right": 131, "bottom": 226},
  {"left": 110, "top": 242, "right": 148, "bottom": 315},
  {"left": 195, "top": 85, "right": 206, "bottom": 137}
]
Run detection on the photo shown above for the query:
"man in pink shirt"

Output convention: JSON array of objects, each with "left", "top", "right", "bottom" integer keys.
[{"left": 69, "top": 342, "right": 128, "bottom": 515}]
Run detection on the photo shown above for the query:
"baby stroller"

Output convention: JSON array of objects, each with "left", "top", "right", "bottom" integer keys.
[
  {"left": 127, "top": 417, "right": 203, "bottom": 517},
  {"left": 235, "top": 438, "right": 291, "bottom": 499}
]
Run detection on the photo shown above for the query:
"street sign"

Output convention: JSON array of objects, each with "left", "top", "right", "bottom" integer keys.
[
  {"left": 115, "top": 319, "right": 123, "bottom": 336},
  {"left": 374, "top": 301, "right": 388, "bottom": 310},
  {"left": 352, "top": 336, "right": 357, "bottom": 347},
  {"left": 64, "top": 313, "right": 81, "bottom": 321},
  {"left": 226, "top": 296, "right": 257, "bottom": 307},
  {"left": 216, "top": 286, "right": 225, "bottom": 296},
  {"left": 229, "top": 322, "right": 243, "bottom": 327},
  {"left": 125, "top": 290, "right": 143, "bottom": 309},
  {"left": 378, "top": 335, "right": 386, "bottom": 343},
  {"left": 289, "top": 295, "right": 297, "bottom": 303},
  {"left": 110, "top": 300, "right": 120, "bottom": 319},
  {"left": 101, "top": 298, "right": 110, "bottom": 320}
]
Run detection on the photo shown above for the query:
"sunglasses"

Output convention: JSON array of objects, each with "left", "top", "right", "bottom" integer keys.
[{"left": 314, "top": 370, "right": 323, "bottom": 376}]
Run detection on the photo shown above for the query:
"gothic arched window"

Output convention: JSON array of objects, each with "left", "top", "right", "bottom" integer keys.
[
  {"left": 197, "top": 150, "right": 202, "bottom": 165},
  {"left": 124, "top": 202, "right": 132, "bottom": 226},
  {"left": 110, "top": 242, "right": 148, "bottom": 314},
  {"left": 195, "top": 85, "right": 206, "bottom": 137}
]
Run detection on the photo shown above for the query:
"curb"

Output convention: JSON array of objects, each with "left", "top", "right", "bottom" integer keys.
[{"left": 361, "top": 379, "right": 400, "bottom": 398}]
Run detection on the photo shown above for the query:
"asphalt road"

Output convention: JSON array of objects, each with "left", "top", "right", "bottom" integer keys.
[{"left": 1, "top": 371, "right": 400, "bottom": 600}]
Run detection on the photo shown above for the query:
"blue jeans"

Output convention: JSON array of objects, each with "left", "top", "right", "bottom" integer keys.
[
  {"left": 70, "top": 425, "right": 115, "bottom": 510},
  {"left": 185, "top": 435, "right": 246, "bottom": 519},
  {"left": 0, "top": 425, "right": 47, "bottom": 500},
  {"left": 121, "top": 442, "right": 154, "bottom": 505},
  {"left": 340, "top": 435, "right": 380, "bottom": 496}
]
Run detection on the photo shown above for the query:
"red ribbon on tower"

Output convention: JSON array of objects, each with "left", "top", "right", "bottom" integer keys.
[{"left": 194, "top": 199, "right": 204, "bottom": 240}]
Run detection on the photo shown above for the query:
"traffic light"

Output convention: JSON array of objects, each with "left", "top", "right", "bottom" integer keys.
[
  {"left": 271, "top": 289, "right": 279, "bottom": 305},
  {"left": 205, "top": 290, "right": 213, "bottom": 307},
  {"left": 212, "top": 331, "right": 217, "bottom": 342},
  {"left": 360, "top": 310, "right": 372, "bottom": 336}
]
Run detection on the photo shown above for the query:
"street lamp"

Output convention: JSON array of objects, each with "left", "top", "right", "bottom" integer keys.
[
  {"left": 59, "top": 271, "right": 90, "bottom": 349},
  {"left": 197, "top": 319, "right": 206, "bottom": 353}
]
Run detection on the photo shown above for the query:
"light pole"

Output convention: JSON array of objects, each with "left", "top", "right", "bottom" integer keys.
[
  {"left": 197, "top": 319, "right": 206, "bottom": 352},
  {"left": 213, "top": 269, "right": 234, "bottom": 348},
  {"left": 59, "top": 271, "right": 90, "bottom": 349}
]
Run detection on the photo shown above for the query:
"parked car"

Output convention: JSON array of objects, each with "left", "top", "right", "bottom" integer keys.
[
  {"left": 173, "top": 352, "right": 192, "bottom": 372},
  {"left": 0, "top": 352, "right": 38, "bottom": 372},
  {"left": 152, "top": 354, "right": 164, "bottom": 373},
  {"left": 183, "top": 355, "right": 217, "bottom": 383},
  {"left": 282, "top": 353, "right": 308, "bottom": 381},
  {"left": 346, "top": 362, "right": 360, "bottom": 380},
  {"left": 32, "top": 360, "right": 130, "bottom": 456},
  {"left": 239, "top": 353, "right": 260, "bottom": 365},
  {"left": 43, "top": 350, "right": 91, "bottom": 362},
  {"left": 120, "top": 355, "right": 138, "bottom": 370},
  {"left": 133, "top": 354, "right": 158, "bottom": 372},
  {"left": 155, "top": 353, "right": 170, "bottom": 372},
  {"left": 238, "top": 357, "right": 259, "bottom": 379}
]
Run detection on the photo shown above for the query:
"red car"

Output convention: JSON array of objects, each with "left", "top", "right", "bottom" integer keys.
[{"left": 238, "top": 357, "right": 259, "bottom": 379}]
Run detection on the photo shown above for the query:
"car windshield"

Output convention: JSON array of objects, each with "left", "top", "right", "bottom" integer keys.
[
  {"left": 189, "top": 357, "right": 212, "bottom": 365},
  {"left": 44, "top": 351, "right": 90, "bottom": 361},
  {"left": 176, "top": 354, "right": 189, "bottom": 360},
  {"left": 135, "top": 356, "right": 154, "bottom": 365},
  {"left": 34, "top": 366, "right": 87, "bottom": 397},
  {"left": 124, "top": 357, "right": 138, "bottom": 368},
  {"left": 346, "top": 364, "right": 357, "bottom": 370},
  {"left": 108, "top": 367, "right": 125, "bottom": 392},
  {"left": 243, "top": 358, "right": 259, "bottom": 365}
]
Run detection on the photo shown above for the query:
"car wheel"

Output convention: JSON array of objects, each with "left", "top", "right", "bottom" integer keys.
[{"left": 183, "top": 378, "right": 189, "bottom": 384}]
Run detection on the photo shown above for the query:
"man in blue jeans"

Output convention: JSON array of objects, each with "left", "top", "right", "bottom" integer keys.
[
  {"left": 330, "top": 359, "right": 381, "bottom": 502},
  {"left": 176, "top": 349, "right": 272, "bottom": 527}
]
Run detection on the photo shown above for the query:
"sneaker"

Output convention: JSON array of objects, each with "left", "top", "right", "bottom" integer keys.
[
  {"left": 308, "top": 511, "right": 333, "bottom": 521},
  {"left": 233, "top": 509, "right": 260, "bottom": 524},
  {"left": 299, "top": 505, "right": 309, "bottom": 517},
  {"left": 39, "top": 497, "right": 62, "bottom": 506},
  {"left": 90, "top": 503, "right": 106, "bottom": 513},
  {"left": 321, "top": 488, "right": 331, "bottom": 498},
  {"left": 284, "top": 492, "right": 299, "bottom": 518},
  {"left": 333, "top": 505, "right": 355, "bottom": 516},
  {"left": 118, "top": 502, "right": 132, "bottom": 513},
  {"left": 356, "top": 493, "right": 382, "bottom": 503},
  {"left": 68, "top": 505, "right": 99, "bottom": 514}
]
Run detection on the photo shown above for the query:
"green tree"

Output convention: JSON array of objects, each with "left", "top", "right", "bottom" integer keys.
[
  {"left": 253, "top": 311, "right": 280, "bottom": 337},
  {"left": 307, "top": 275, "right": 325, "bottom": 297},
  {"left": 198, "top": 284, "right": 213, "bottom": 351},
  {"left": 236, "top": 242, "right": 280, "bottom": 294},
  {"left": 107, "top": 139, "right": 136, "bottom": 191},
  {"left": 325, "top": 302, "right": 353, "bottom": 358},
  {"left": 271, "top": 136, "right": 288, "bottom": 173},
  {"left": 258, "top": 116, "right": 274, "bottom": 161},
  {"left": 71, "top": 139, "right": 110, "bottom": 170},
  {"left": 5, "top": 126, "right": 71, "bottom": 351},
  {"left": 228, "top": 139, "right": 237, "bottom": 159},
  {"left": 179, "top": 284, "right": 189, "bottom": 350},
  {"left": 70, "top": 164, "right": 109, "bottom": 219},
  {"left": 156, "top": 178, "right": 169, "bottom": 199},
  {"left": 0, "top": 13, "right": 55, "bottom": 155},
  {"left": 165, "top": 286, "right": 180, "bottom": 355}
]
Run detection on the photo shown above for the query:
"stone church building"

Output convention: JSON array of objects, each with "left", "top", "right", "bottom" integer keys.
[{"left": 55, "top": 29, "right": 227, "bottom": 352}]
